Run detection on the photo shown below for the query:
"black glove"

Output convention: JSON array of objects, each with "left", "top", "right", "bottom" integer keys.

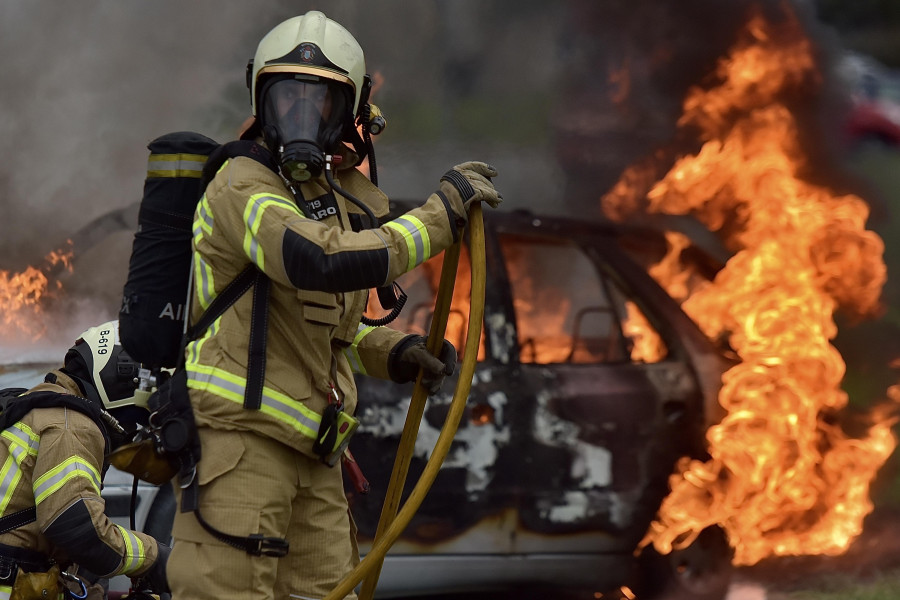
[
  {"left": 439, "top": 161, "right": 502, "bottom": 223},
  {"left": 138, "top": 541, "right": 170, "bottom": 594},
  {"left": 388, "top": 335, "right": 457, "bottom": 394}
]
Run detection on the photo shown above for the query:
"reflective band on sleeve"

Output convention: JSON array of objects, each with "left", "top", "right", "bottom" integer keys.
[
  {"left": 343, "top": 323, "right": 379, "bottom": 375},
  {"left": 0, "top": 583, "right": 10, "bottom": 599},
  {"left": 33, "top": 457, "right": 102, "bottom": 505},
  {"left": 147, "top": 153, "right": 207, "bottom": 178},
  {"left": 2, "top": 423, "right": 40, "bottom": 455},
  {"left": 114, "top": 524, "right": 146, "bottom": 575},
  {"left": 196, "top": 195, "right": 215, "bottom": 236},
  {"left": 0, "top": 423, "right": 40, "bottom": 516},
  {"left": 192, "top": 253, "right": 216, "bottom": 311},
  {"left": 186, "top": 363, "right": 321, "bottom": 439},
  {"left": 385, "top": 215, "right": 430, "bottom": 271},
  {"left": 0, "top": 455, "right": 22, "bottom": 518},
  {"left": 243, "top": 193, "right": 303, "bottom": 270}
]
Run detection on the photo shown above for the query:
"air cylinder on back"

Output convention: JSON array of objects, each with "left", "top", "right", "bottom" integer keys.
[{"left": 119, "top": 131, "right": 219, "bottom": 369}]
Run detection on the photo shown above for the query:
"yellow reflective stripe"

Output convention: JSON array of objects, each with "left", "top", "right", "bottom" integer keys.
[
  {"left": 192, "top": 252, "right": 216, "bottom": 311},
  {"left": 115, "top": 524, "right": 146, "bottom": 574},
  {"left": 147, "top": 153, "right": 208, "bottom": 178},
  {"left": 33, "top": 457, "right": 101, "bottom": 505},
  {"left": 192, "top": 194, "right": 216, "bottom": 312},
  {"left": 243, "top": 193, "right": 302, "bottom": 270},
  {"left": 385, "top": 215, "right": 430, "bottom": 271},
  {"left": 3, "top": 423, "right": 40, "bottom": 455},
  {"left": 0, "top": 583, "right": 10, "bottom": 599},
  {"left": 0, "top": 456, "right": 21, "bottom": 518},
  {"left": 344, "top": 324, "right": 378, "bottom": 375},
  {"left": 0, "top": 423, "right": 41, "bottom": 516},
  {"left": 195, "top": 194, "right": 214, "bottom": 236},
  {"left": 186, "top": 318, "right": 219, "bottom": 366},
  {"left": 185, "top": 363, "right": 321, "bottom": 439}
]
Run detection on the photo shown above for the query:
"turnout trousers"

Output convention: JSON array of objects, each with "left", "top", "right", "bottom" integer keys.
[{"left": 168, "top": 426, "right": 359, "bottom": 600}]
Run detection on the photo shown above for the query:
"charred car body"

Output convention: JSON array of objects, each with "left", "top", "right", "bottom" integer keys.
[{"left": 346, "top": 203, "right": 732, "bottom": 598}]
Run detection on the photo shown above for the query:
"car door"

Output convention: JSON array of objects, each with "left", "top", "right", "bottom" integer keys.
[{"left": 491, "top": 223, "right": 708, "bottom": 554}]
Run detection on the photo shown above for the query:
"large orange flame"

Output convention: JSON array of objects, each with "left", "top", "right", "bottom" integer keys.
[
  {"left": 0, "top": 242, "right": 74, "bottom": 343},
  {"left": 603, "top": 8, "right": 895, "bottom": 565}
]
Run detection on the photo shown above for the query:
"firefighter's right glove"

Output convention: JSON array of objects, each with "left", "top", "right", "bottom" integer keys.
[
  {"left": 388, "top": 334, "right": 457, "bottom": 394},
  {"left": 138, "top": 541, "right": 170, "bottom": 594},
  {"left": 440, "top": 161, "right": 502, "bottom": 224}
]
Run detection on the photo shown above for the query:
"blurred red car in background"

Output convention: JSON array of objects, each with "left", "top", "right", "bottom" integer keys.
[{"left": 841, "top": 53, "right": 900, "bottom": 147}]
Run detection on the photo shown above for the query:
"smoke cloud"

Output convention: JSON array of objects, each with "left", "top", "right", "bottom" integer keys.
[{"left": 0, "top": 0, "right": 859, "bottom": 353}]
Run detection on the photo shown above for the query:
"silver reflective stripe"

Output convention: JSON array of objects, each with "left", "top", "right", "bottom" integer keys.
[
  {"left": 344, "top": 324, "right": 377, "bottom": 375},
  {"left": 196, "top": 255, "right": 213, "bottom": 308},
  {"left": 8, "top": 445, "right": 27, "bottom": 464},
  {"left": 188, "top": 321, "right": 217, "bottom": 365},
  {"left": 393, "top": 217, "right": 426, "bottom": 264},
  {"left": 198, "top": 200, "right": 214, "bottom": 232},
  {"left": 187, "top": 369, "right": 320, "bottom": 434},
  {"left": 245, "top": 198, "right": 266, "bottom": 264},
  {"left": 117, "top": 525, "right": 145, "bottom": 573},
  {"left": 0, "top": 424, "right": 40, "bottom": 516},
  {"left": 0, "top": 454, "right": 21, "bottom": 515},
  {"left": 34, "top": 459, "right": 101, "bottom": 504},
  {"left": 386, "top": 215, "right": 430, "bottom": 271},
  {"left": 3, "top": 426, "right": 39, "bottom": 454},
  {"left": 147, "top": 158, "right": 205, "bottom": 173},
  {"left": 343, "top": 347, "right": 363, "bottom": 374},
  {"left": 249, "top": 194, "right": 297, "bottom": 215},
  {"left": 243, "top": 194, "right": 301, "bottom": 267}
]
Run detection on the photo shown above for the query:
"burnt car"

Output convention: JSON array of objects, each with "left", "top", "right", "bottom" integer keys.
[
  {"left": 346, "top": 204, "right": 733, "bottom": 599},
  {"left": 0, "top": 204, "right": 732, "bottom": 599}
]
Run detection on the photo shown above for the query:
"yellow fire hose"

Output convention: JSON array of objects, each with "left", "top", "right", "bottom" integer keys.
[{"left": 324, "top": 203, "right": 486, "bottom": 600}]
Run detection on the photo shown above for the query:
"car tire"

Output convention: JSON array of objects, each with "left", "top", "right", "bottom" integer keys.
[{"left": 634, "top": 525, "right": 733, "bottom": 600}]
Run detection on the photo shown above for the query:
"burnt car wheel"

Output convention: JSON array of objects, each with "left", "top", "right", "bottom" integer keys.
[{"left": 635, "top": 525, "right": 733, "bottom": 600}]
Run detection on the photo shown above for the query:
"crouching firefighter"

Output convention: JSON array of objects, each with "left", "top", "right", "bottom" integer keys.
[{"left": 0, "top": 321, "right": 169, "bottom": 600}]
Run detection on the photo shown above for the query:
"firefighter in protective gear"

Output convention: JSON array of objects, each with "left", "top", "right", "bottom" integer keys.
[
  {"left": 167, "top": 10, "right": 502, "bottom": 600},
  {"left": 0, "top": 321, "right": 169, "bottom": 600}
]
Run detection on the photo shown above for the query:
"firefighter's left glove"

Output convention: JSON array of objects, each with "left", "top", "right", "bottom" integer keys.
[
  {"left": 389, "top": 334, "right": 457, "bottom": 394},
  {"left": 440, "top": 161, "right": 502, "bottom": 224},
  {"left": 139, "top": 542, "right": 170, "bottom": 594}
]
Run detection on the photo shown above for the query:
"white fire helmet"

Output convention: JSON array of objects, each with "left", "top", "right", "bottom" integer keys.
[
  {"left": 248, "top": 10, "right": 367, "bottom": 119},
  {"left": 67, "top": 320, "right": 151, "bottom": 411}
]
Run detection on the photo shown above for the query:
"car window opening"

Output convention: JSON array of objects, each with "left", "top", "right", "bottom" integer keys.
[{"left": 499, "top": 233, "right": 668, "bottom": 365}]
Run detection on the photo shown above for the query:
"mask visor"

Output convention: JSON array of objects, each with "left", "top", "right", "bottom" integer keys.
[{"left": 261, "top": 77, "right": 350, "bottom": 181}]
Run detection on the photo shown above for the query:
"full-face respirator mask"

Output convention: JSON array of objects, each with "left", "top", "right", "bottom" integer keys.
[{"left": 260, "top": 75, "right": 352, "bottom": 183}]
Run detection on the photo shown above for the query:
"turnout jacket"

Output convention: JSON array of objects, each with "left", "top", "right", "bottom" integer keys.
[
  {"left": 0, "top": 374, "right": 160, "bottom": 579},
  {"left": 186, "top": 149, "right": 463, "bottom": 459}
]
